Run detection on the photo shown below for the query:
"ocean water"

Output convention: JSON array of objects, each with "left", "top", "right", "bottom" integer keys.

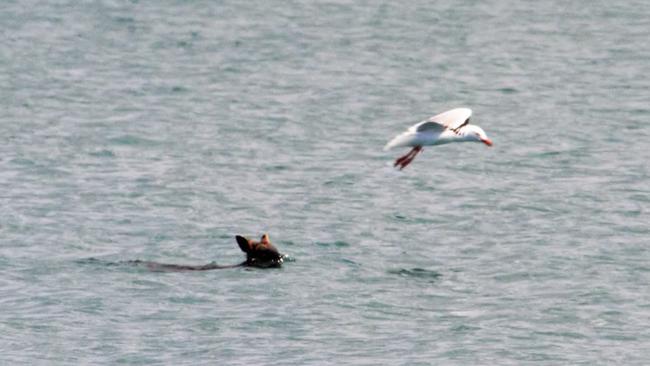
[{"left": 2, "top": 0, "right": 649, "bottom": 364}]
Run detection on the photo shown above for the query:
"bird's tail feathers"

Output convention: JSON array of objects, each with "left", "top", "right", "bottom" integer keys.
[{"left": 384, "top": 132, "right": 415, "bottom": 151}]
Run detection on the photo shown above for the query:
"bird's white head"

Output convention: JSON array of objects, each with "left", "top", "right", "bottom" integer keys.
[{"left": 462, "top": 125, "right": 493, "bottom": 146}]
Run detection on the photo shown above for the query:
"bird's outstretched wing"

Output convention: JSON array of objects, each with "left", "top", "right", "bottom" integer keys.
[
  {"left": 384, "top": 108, "right": 473, "bottom": 150},
  {"left": 384, "top": 122, "right": 445, "bottom": 150},
  {"left": 427, "top": 108, "right": 472, "bottom": 130},
  {"left": 413, "top": 121, "right": 447, "bottom": 133}
]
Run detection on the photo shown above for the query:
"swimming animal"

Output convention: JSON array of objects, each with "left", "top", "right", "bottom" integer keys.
[
  {"left": 384, "top": 108, "right": 493, "bottom": 170},
  {"left": 129, "top": 234, "right": 284, "bottom": 272}
]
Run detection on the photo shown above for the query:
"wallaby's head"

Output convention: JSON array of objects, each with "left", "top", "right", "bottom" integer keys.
[{"left": 236, "top": 234, "right": 283, "bottom": 268}]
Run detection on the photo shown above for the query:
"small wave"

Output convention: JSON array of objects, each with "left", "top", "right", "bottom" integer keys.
[
  {"left": 315, "top": 240, "right": 350, "bottom": 248},
  {"left": 498, "top": 87, "right": 518, "bottom": 94},
  {"left": 388, "top": 267, "right": 442, "bottom": 281},
  {"left": 108, "top": 135, "right": 160, "bottom": 146},
  {"left": 88, "top": 149, "right": 115, "bottom": 158}
]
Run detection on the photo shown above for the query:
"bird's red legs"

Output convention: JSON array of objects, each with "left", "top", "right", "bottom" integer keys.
[{"left": 394, "top": 146, "right": 423, "bottom": 170}]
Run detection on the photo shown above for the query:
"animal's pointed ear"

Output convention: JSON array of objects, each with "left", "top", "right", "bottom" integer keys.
[
  {"left": 260, "top": 233, "right": 270, "bottom": 245},
  {"left": 236, "top": 235, "right": 252, "bottom": 253}
]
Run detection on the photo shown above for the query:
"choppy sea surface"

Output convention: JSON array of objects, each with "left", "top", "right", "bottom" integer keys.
[{"left": 2, "top": 1, "right": 649, "bottom": 364}]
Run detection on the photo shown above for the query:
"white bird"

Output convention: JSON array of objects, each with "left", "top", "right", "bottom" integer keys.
[{"left": 384, "top": 108, "right": 492, "bottom": 170}]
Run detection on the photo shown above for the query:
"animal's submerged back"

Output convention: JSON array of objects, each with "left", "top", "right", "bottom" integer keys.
[{"left": 126, "top": 260, "right": 240, "bottom": 272}]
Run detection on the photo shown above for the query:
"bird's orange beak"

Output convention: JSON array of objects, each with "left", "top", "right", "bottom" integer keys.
[{"left": 481, "top": 138, "right": 493, "bottom": 146}]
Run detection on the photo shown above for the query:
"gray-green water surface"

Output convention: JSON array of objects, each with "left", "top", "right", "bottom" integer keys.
[{"left": 2, "top": 1, "right": 649, "bottom": 364}]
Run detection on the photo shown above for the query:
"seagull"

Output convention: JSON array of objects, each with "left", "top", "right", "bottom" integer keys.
[{"left": 384, "top": 108, "right": 492, "bottom": 170}]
